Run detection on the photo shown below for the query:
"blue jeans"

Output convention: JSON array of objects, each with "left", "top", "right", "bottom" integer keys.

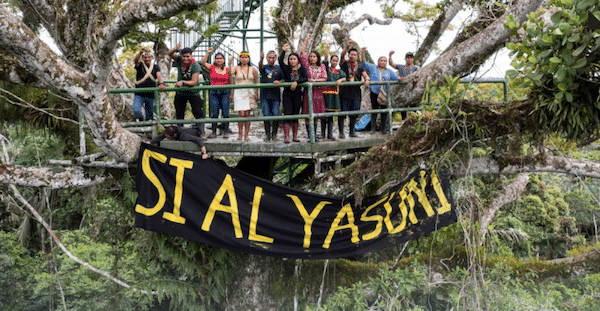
[
  {"left": 261, "top": 99, "right": 280, "bottom": 116},
  {"left": 209, "top": 90, "right": 230, "bottom": 119},
  {"left": 133, "top": 95, "right": 155, "bottom": 120}
]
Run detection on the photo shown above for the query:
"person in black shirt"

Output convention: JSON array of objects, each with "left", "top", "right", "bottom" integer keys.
[
  {"left": 259, "top": 50, "right": 284, "bottom": 141},
  {"left": 278, "top": 44, "right": 308, "bottom": 143},
  {"left": 149, "top": 126, "right": 208, "bottom": 159},
  {"left": 133, "top": 47, "right": 166, "bottom": 121},
  {"left": 338, "top": 40, "right": 366, "bottom": 137}
]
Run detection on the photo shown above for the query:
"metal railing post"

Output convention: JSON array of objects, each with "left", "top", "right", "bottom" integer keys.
[
  {"left": 78, "top": 109, "right": 86, "bottom": 156},
  {"left": 386, "top": 81, "right": 393, "bottom": 135},
  {"left": 503, "top": 80, "right": 508, "bottom": 104},
  {"left": 307, "top": 83, "right": 315, "bottom": 143}
]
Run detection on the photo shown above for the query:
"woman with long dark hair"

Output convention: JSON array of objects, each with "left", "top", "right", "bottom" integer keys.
[
  {"left": 202, "top": 48, "right": 233, "bottom": 138},
  {"left": 278, "top": 43, "right": 308, "bottom": 143},
  {"left": 300, "top": 34, "right": 327, "bottom": 141}
]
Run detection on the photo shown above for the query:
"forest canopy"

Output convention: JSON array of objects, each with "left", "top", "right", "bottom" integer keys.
[{"left": 1, "top": 0, "right": 600, "bottom": 310}]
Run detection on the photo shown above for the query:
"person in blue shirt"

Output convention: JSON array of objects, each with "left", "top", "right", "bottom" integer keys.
[
  {"left": 259, "top": 50, "right": 284, "bottom": 141},
  {"left": 361, "top": 47, "right": 402, "bottom": 134}
]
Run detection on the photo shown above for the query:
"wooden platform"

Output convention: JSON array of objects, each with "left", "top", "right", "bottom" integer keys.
[{"left": 159, "top": 134, "right": 388, "bottom": 158}]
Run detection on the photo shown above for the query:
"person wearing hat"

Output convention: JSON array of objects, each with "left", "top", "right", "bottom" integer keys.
[{"left": 389, "top": 51, "right": 419, "bottom": 80}]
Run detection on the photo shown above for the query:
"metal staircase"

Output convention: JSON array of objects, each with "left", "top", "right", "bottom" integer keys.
[{"left": 170, "top": 0, "right": 266, "bottom": 62}]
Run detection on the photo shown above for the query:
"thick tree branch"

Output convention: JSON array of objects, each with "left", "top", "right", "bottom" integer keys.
[
  {"left": 452, "top": 155, "right": 600, "bottom": 179},
  {"left": 0, "top": 164, "right": 105, "bottom": 188},
  {"left": 326, "top": 13, "right": 393, "bottom": 30},
  {"left": 0, "top": 6, "right": 86, "bottom": 97},
  {"left": 415, "top": 0, "right": 465, "bottom": 65},
  {"left": 479, "top": 173, "right": 530, "bottom": 240},
  {"left": 9, "top": 183, "right": 156, "bottom": 294},
  {"left": 396, "top": 0, "right": 545, "bottom": 106},
  {"left": 99, "top": 0, "right": 215, "bottom": 61}
]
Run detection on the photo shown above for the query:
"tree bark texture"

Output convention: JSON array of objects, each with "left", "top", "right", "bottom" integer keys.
[
  {"left": 395, "top": 0, "right": 545, "bottom": 107},
  {"left": 0, "top": 0, "right": 214, "bottom": 162}
]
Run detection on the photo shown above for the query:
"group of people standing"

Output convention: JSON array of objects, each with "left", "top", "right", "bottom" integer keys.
[{"left": 132, "top": 39, "right": 419, "bottom": 145}]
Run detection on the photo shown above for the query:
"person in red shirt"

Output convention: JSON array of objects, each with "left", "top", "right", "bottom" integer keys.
[{"left": 202, "top": 48, "right": 234, "bottom": 138}]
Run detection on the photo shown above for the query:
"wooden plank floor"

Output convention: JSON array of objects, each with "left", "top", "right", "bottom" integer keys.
[{"left": 158, "top": 122, "right": 391, "bottom": 158}]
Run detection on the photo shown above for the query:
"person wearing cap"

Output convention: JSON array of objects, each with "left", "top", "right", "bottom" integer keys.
[
  {"left": 168, "top": 43, "right": 205, "bottom": 133},
  {"left": 133, "top": 46, "right": 166, "bottom": 121},
  {"left": 389, "top": 51, "right": 420, "bottom": 80}
]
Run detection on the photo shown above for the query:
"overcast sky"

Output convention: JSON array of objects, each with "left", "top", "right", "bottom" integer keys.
[{"left": 240, "top": 0, "right": 511, "bottom": 78}]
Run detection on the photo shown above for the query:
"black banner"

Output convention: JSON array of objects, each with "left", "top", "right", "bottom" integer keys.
[{"left": 134, "top": 143, "right": 456, "bottom": 259}]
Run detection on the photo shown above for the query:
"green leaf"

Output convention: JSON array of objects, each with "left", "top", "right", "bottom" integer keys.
[
  {"left": 555, "top": 66, "right": 566, "bottom": 82},
  {"left": 565, "top": 92, "right": 573, "bottom": 102},
  {"left": 576, "top": 0, "right": 593, "bottom": 11},
  {"left": 554, "top": 28, "right": 563, "bottom": 35},
  {"left": 550, "top": 57, "right": 562, "bottom": 64},
  {"left": 573, "top": 57, "right": 587, "bottom": 68},
  {"left": 506, "top": 69, "right": 519, "bottom": 79},
  {"left": 542, "top": 34, "right": 554, "bottom": 44},
  {"left": 568, "top": 33, "right": 580, "bottom": 42},
  {"left": 551, "top": 12, "right": 561, "bottom": 24},
  {"left": 538, "top": 49, "right": 552, "bottom": 59},
  {"left": 572, "top": 45, "right": 586, "bottom": 56}
]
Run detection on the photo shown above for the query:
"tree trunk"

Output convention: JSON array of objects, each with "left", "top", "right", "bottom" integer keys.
[{"left": 395, "top": 0, "right": 545, "bottom": 107}]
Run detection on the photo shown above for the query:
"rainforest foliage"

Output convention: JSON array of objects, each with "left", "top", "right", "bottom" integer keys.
[{"left": 1, "top": 0, "right": 600, "bottom": 310}]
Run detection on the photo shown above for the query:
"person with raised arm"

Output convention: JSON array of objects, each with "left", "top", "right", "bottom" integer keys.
[
  {"left": 278, "top": 43, "right": 308, "bottom": 144},
  {"left": 258, "top": 50, "right": 284, "bottom": 141},
  {"left": 300, "top": 34, "right": 328, "bottom": 142},
  {"left": 229, "top": 51, "right": 259, "bottom": 141},
  {"left": 133, "top": 46, "right": 166, "bottom": 122},
  {"left": 361, "top": 47, "right": 402, "bottom": 134},
  {"left": 202, "top": 48, "right": 234, "bottom": 139},
  {"left": 389, "top": 51, "right": 419, "bottom": 80},
  {"left": 322, "top": 43, "right": 347, "bottom": 140},
  {"left": 168, "top": 43, "right": 205, "bottom": 134},
  {"left": 389, "top": 50, "right": 419, "bottom": 121},
  {"left": 338, "top": 40, "right": 366, "bottom": 138}
]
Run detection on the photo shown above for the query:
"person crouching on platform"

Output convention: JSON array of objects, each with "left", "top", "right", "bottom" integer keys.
[
  {"left": 259, "top": 50, "right": 284, "bottom": 141},
  {"left": 149, "top": 126, "right": 208, "bottom": 160},
  {"left": 133, "top": 46, "right": 166, "bottom": 121}
]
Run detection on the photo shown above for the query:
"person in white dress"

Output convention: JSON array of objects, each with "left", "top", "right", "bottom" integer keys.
[{"left": 229, "top": 51, "right": 259, "bottom": 141}]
